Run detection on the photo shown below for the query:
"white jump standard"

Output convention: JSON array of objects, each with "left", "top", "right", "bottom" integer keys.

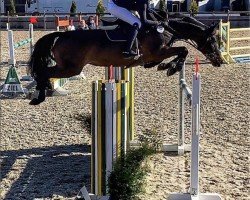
[
  {"left": 8, "top": 23, "right": 33, "bottom": 66},
  {"left": 163, "top": 62, "right": 192, "bottom": 155},
  {"left": 167, "top": 64, "right": 222, "bottom": 200}
]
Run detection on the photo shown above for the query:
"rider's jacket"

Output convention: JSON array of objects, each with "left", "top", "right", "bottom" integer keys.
[
  {"left": 113, "top": 0, "right": 149, "bottom": 11},
  {"left": 113, "top": 0, "right": 158, "bottom": 26}
]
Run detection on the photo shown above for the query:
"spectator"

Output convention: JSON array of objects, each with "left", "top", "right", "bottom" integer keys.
[
  {"left": 87, "top": 16, "right": 97, "bottom": 29},
  {"left": 68, "top": 19, "right": 76, "bottom": 31},
  {"left": 77, "top": 20, "right": 89, "bottom": 30}
]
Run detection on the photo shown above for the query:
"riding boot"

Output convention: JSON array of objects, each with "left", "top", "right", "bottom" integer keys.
[{"left": 122, "top": 24, "right": 139, "bottom": 57}]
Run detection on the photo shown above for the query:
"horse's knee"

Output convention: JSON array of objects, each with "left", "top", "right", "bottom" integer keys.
[
  {"left": 68, "top": 66, "right": 83, "bottom": 76},
  {"left": 180, "top": 47, "right": 188, "bottom": 57}
]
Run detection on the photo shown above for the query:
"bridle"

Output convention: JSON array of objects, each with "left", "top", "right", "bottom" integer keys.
[
  {"left": 149, "top": 10, "right": 221, "bottom": 63},
  {"left": 197, "top": 36, "right": 221, "bottom": 62}
]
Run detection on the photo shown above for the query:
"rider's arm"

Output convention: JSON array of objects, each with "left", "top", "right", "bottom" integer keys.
[{"left": 138, "top": 3, "right": 159, "bottom": 26}]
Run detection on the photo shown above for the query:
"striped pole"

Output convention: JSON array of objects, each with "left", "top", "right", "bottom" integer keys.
[
  {"left": 219, "top": 20, "right": 250, "bottom": 63},
  {"left": 7, "top": 23, "right": 34, "bottom": 66},
  {"left": 91, "top": 79, "right": 130, "bottom": 196},
  {"left": 105, "top": 66, "right": 135, "bottom": 140}
]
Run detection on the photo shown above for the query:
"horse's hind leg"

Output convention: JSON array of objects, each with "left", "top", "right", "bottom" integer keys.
[
  {"left": 29, "top": 70, "right": 52, "bottom": 105},
  {"left": 30, "top": 61, "right": 84, "bottom": 105},
  {"left": 47, "top": 60, "right": 84, "bottom": 79}
]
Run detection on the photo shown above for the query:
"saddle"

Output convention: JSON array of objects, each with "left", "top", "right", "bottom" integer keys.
[{"left": 99, "top": 18, "right": 131, "bottom": 42}]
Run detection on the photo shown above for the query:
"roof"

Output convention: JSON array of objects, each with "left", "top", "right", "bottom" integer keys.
[{"left": 167, "top": 0, "right": 185, "bottom": 2}]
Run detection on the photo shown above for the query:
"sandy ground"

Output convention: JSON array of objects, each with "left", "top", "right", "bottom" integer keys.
[{"left": 0, "top": 30, "right": 249, "bottom": 200}]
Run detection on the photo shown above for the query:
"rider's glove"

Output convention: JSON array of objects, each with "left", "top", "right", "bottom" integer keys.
[{"left": 160, "top": 21, "right": 166, "bottom": 27}]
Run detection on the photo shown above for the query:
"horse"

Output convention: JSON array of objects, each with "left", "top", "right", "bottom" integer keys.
[{"left": 28, "top": 11, "right": 223, "bottom": 105}]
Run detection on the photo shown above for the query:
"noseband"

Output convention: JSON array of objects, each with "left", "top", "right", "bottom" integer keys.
[{"left": 198, "top": 36, "right": 219, "bottom": 61}]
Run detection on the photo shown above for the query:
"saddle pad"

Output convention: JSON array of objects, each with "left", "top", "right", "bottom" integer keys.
[
  {"left": 105, "top": 28, "right": 127, "bottom": 42},
  {"left": 99, "top": 25, "right": 118, "bottom": 30}
]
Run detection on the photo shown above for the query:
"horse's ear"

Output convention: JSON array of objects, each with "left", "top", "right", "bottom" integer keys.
[
  {"left": 161, "top": 10, "right": 167, "bottom": 19},
  {"left": 156, "top": 9, "right": 167, "bottom": 19},
  {"left": 206, "top": 22, "right": 219, "bottom": 35}
]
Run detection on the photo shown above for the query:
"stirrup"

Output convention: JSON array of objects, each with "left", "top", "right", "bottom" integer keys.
[{"left": 122, "top": 50, "right": 138, "bottom": 58}]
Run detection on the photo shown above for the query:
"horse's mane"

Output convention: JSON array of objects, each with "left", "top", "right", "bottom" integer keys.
[
  {"left": 99, "top": 9, "right": 212, "bottom": 45},
  {"left": 152, "top": 9, "right": 208, "bottom": 30}
]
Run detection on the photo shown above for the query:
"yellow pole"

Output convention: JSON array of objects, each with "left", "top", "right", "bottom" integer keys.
[{"left": 116, "top": 82, "right": 122, "bottom": 157}]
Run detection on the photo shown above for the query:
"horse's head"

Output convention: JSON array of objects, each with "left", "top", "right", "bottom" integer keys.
[
  {"left": 198, "top": 23, "right": 224, "bottom": 67},
  {"left": 151, "top": 11, "right": 224, "bottom": 67}
]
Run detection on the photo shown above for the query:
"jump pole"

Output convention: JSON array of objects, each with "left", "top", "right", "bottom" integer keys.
[
  {"left": 91, "top": 70, "right": 132, "bottom": 197},
  {"left": 1, "top": 24, "right": 34, "bottom": 97},
  {"left": 78, "top": 65, "right": 135, "bottom": 199},
  {"left": 219, "top": 20, "right": 250, "bottom": 63},
  {"left": 162, "top": 62, "right": 191, "bottom": 155},
  {"left": 168, "top": 60, "right": 222, "bottom": 200},
  {"left": 7, "top": 23, "right": 33, "bottom": 67},
  {"left": 105, "top": 66, "right": 135, "bottom": 141}
]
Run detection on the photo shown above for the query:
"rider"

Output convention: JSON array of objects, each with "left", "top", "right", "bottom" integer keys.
[{"left": 107, "top": 0, "right": 161, "bottom": 57}]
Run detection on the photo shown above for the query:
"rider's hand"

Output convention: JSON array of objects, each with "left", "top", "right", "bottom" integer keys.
[
  {"left": 157, "top": 21, "right": 165, "bottom": 27},
  {"left": 157, "top": 21, "right": 161, "bottom": 26},
  {"left": 160, "top": 21, "right": 166, "bottom": 27}
]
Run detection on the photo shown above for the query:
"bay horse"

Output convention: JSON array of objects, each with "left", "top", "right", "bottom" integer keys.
[{"left": 28, "top": 12, "right": 223, "bottom": 105}]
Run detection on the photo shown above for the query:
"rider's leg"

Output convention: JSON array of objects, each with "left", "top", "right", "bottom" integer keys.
[
  {"left": 107, "top": 0, "right": 141, "bottom": 57},
  {"left": 107, "top": 1, "right": 141, "bottom": 27},
  {"left": 123, "top": 23, "right": 139, "bottom": 57}
]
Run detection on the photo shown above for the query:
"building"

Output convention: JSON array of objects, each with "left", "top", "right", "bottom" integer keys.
[
  {"left": 166, "top": 0, "right": 187, "bottom": 12},
  {"left": 0, "top": 0, "right": 109, "bottom": 14},
  {"left": 197, "top": 0, "right": 249, "bottom": 12},
  {"left": 1, "top": 0, "right": 27, "bottom": 13},
  {"left": 198, "top": 0, "right": 230, "bottom": 11},
  {"left": 1, "top": 0, "right": 248, "bottom": 15}
]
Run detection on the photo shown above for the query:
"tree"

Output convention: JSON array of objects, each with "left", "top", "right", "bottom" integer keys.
[
  {"left": 189, "top": 0, "right": 199, "bottom": 15},
  {"left": 9, "top": 0, "right": 16, "bottom": 16},
  {"left": 70, "top": 1, "right": 77, "bottom": 17},
  {"left": 159, "top": 0, "right": 166, "bottom": 11},
  {"left": 96, "top": 0, "right": 105, "bottom": 16}
]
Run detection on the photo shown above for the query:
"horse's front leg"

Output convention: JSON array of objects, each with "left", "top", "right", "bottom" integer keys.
[
  {"left": 157, "top": 46, "right": 188, "bottom": 76},
  {"left": 143, "top": 61, "right": 162, "bottom": 68}
]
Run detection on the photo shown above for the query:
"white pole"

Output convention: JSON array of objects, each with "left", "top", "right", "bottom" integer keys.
[
  {"left": 0, "top": 0, "right": 4, "bottom": 14},
  {"left": 190, "top": 72, "right": 201, "bottom": 196},
  {"left": 0, "top": 25, "right": 1, "bottom": 64},
  {"left": 94, "top": 81, "right": 98, "bottom": 194},
  {"left": 162, "top": 62, "right": 192, "bottom": 154},
  {"left": 29, "top": 23, "right": 34, "bottom": 56},
  {"left": 8, "top": 30, "right": 15, "bottom": 66},
  {"left": 178, "top": 64, "right": 185, "bottom": 153},
  {"left": 168, "top": 63, "right": 222, "bottom": 200}
]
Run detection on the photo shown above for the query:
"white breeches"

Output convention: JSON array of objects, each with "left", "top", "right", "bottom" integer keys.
[{"left": 107, "top": 0, "right": 142, "bottom": 28}]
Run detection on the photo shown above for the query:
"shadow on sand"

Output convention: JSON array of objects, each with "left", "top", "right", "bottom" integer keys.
[{"left": 1, "top": 144, "right": 91, "bottom": 199}]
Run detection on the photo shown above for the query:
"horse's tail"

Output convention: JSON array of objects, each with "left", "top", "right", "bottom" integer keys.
[{"left": 29, "top": 32, "right": 63, "bottom": 80}]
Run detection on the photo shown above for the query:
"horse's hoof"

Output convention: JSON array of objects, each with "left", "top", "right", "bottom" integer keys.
[
  {"left": 167, "top": 67, "right": 177, "bottom": 76},
  {"left": 46, "top": 89, "right": 54, "bottom": 97},
  {"left": 144, "top": 63, "right": 154, "bottom": 68},
  {"left": 158, "top": 63, "right": 173, "bottom": 71},
  {"left": 29, "top": 98, "right": 44, "bottom": 105},
  {"left": 157, "top": 63, "right": 166, "bottom": 70}
]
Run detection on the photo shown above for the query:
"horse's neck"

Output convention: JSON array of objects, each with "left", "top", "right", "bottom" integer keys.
[{"left": 169, "top": 19, "right": 204, "bottom": 43}]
